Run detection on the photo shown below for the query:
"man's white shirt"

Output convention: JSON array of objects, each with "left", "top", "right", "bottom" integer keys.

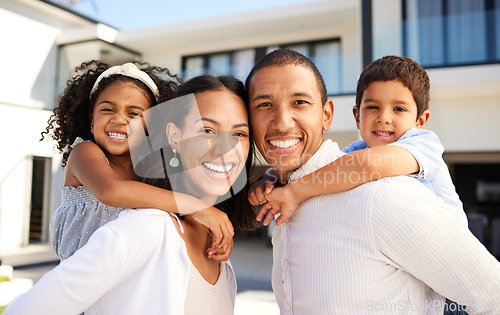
[{"left": 272, "top": 140, "right": 500, "bottom": 314}]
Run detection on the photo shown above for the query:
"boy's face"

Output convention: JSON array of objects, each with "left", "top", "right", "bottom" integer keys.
[{"left": 353, "top": 80, "right": 429, "bottom": 147}]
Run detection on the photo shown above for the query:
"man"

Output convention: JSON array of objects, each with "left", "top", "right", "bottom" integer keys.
[{"left": 245, "top": 49, "right": 500, "bottom": 314}]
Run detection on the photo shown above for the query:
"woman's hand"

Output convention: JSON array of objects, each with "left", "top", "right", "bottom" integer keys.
[{"left": 192, "top": 207, "right": 234, "bottom": 250}]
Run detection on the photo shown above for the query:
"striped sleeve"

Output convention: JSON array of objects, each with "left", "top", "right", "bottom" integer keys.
[{"left": 371, "top": 177, "right": 500, "bottom": 314}]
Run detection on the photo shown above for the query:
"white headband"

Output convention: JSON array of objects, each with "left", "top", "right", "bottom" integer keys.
[{"left": 90, "top": 63, "right": 160, "bottom": 101}]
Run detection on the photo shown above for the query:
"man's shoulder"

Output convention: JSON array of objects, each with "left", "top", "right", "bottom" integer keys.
[
  {"left": 361, "top": 176, "right": 451, "bottom": 218},
  {"left": 359, "top": 176, "right": 430, "bottom": 196},
  {"left": 343, "top": 176, "right": 434, "bottom": 206}
]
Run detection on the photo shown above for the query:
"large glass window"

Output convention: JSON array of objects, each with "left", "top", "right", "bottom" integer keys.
[
  {"left": 404, "top": 0, "right": 500, "bottom": 67},
  {"left": 182, "top": 39, "right": 348, "bottom": 95}
]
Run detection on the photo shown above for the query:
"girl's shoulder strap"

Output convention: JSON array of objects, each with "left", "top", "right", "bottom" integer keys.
[{"left": 70, "top": 137, "right": 93, "bottom": 149}]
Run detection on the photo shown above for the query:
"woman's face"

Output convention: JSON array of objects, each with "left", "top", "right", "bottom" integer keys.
[{"left": 170, "top": 89, "right": 250, "bottom": 204}]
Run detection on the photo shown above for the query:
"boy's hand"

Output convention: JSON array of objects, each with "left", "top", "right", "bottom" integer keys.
[
  {"left": 248, "top": 181, "right": 275, "bottom": 206},
  {"left": 207, "top": 238, "right": 233, "bottom": 261},
  {"left": 257, "top": 185, "right": 302, "bottom": 226},
  {"left": 192, "top": 207, "right": 234, "bottom": 250}
]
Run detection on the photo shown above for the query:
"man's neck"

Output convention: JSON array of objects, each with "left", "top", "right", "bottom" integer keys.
[{"left": 270, "top": 139, "right": 328, "bottom": 185}]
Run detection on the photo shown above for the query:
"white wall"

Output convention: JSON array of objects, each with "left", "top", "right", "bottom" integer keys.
[
  {"left": 372, "top": 0, "right": 403, "bottom": 59},
  {"left": 0, "top": 0, "right": 94, "bottom": 252},
  {"left": 0, "top": 105, "right": 60, "bottom": 250},
  {"left": 0, "top": 6, "right": 59, "bottom": 109},
  {"left": 426, "top": 65, "right": 500, "bottom": 152}
]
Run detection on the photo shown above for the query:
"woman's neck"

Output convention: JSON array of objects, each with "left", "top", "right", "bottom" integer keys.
[{"left": 179, "top": 179, "right": 219, "bottom": 207}]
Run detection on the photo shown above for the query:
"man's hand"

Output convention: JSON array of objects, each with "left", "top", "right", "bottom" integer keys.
[{"left": 191, "top": 207, "right": 234, "bottom": 250}]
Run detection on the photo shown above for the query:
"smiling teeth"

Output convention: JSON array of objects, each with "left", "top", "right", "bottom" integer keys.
[
  {"left": 203, "top": 162, "right": 233, "bottom": 173},
  {"left": 269, "top": 139, "right": 300, "bottom": 149},
  {"left": 108, "top": 132, "right": 128, "bottom": 139},
  {"left": 375, "top": 131, "right": 391, "bottom": 137}
]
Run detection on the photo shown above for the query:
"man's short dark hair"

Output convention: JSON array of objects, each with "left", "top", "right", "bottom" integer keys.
[
  {"left": 245, "top": 49, "right": 328, "bottom": 105},
  {"left": 355, "top": 55, "right": 430, "bottom": 118}
]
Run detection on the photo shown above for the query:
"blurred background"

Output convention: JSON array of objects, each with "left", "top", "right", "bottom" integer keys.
[{"left": 1, "top": 0, "right": 499, "bottom": 312}]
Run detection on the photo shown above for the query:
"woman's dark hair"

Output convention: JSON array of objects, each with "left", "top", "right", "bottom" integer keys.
[
  {"left": 41, "top": 60, "right": 181, "bottom": 166},
  {"left": 141, "top": 75, "right": 258, "bottom": 231}
]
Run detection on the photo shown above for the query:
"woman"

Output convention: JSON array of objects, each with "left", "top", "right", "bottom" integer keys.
[{"left": 4, "top": 75, "right": 257, "bottom": 315}]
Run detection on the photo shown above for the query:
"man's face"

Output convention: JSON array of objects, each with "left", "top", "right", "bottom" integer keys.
[{"left": 248, "top": 65, "right": 333, "bottom": 177}]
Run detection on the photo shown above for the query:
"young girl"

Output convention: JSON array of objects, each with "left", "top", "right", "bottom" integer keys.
[{"left": 42, "top": 60, "right": 234, "bottom": 261}]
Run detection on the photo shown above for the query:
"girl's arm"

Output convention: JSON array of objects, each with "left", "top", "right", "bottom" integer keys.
[
  {"left": 66, "top": 142, "right": 233, "bottom": 248},
  {"left": 258, "top": 145, "right": 418, "bottom": 226}
]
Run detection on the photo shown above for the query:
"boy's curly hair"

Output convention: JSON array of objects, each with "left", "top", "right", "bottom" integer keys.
[{"left": 41, "top": 60, "right": 182, "bottom": 167}]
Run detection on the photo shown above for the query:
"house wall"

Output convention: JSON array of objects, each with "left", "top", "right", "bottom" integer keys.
[
  {"left": 0, "top": 0, "right": 92, "bottom": 251},
  {"left": 2, "top": 0, "right": 499, "bottom": 256}
]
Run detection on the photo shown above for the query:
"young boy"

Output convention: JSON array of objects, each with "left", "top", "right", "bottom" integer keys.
[{"left": 249, "top": 55, "right": 467, "bottom": 230}]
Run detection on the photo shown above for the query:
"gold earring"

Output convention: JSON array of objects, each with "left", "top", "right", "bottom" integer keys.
[{"left": 170, "top": 148, "right": 179, "bottom": 167}]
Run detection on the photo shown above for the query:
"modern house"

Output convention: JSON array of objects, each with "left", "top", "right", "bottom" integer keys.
[{"left": 1, "top": 0, "right": 499, "bottom": 266}]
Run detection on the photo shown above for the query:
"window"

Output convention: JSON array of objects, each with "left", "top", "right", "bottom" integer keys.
[
  {"left": 404, "top": 0, "right": 500, "bottom": 67},
  {"left": 29, "top": 156, "right": 51, "bottom": 243},
  {"left": 182, "top": 39, "right": 347, "bottom": 95}
]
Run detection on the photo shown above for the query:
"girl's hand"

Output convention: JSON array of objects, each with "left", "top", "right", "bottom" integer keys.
[
  {"left": 192, "top": 207, "right": 234, "bottom": 250},
  {"left": 257, "top": 185, "right": 302, "bottom": 226},
  {"left": 207, "top": 238, "right": 233, "bottom": 261},
  {"left": 248, "top": 181, "right": 275, "bottom": 206}
]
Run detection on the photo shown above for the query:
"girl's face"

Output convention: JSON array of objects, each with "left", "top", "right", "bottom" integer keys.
[
  {"left": 353, "top": 80, "right": 429, "bottom": 147},
  {"left": 91, "top": 81, "right": 152, "bottom": 157},
  {"left": 168, "top": 89, "right": 250, "bottom": 204}
]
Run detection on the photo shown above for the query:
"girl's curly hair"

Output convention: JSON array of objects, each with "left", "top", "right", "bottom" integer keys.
[{"left": 41, "top": 60, "right": 182, "bottom": 167}]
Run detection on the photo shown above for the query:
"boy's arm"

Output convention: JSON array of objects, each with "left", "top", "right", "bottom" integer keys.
[
  {"left": 287, "top": 145, "right": 419, "bottom": 202},
  {"left": 260, "top": 129, "right": 445, "bottom": 226},
  {"left": 257, "top": 145, "right": 418, "bottom": 226},
  {"left": 388, "top": 128, "right": 444, "bottom": 180},
  {"left": 67, "top": 142, "right": 234, "bottom": 249}
]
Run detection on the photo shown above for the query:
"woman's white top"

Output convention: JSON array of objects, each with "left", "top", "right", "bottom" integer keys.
[
  {"left": 4, "top": 208, "right": 237, "bottom": 315},
  {"left": 185, "top": 260, "right": 235, "bottom": 315}
]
